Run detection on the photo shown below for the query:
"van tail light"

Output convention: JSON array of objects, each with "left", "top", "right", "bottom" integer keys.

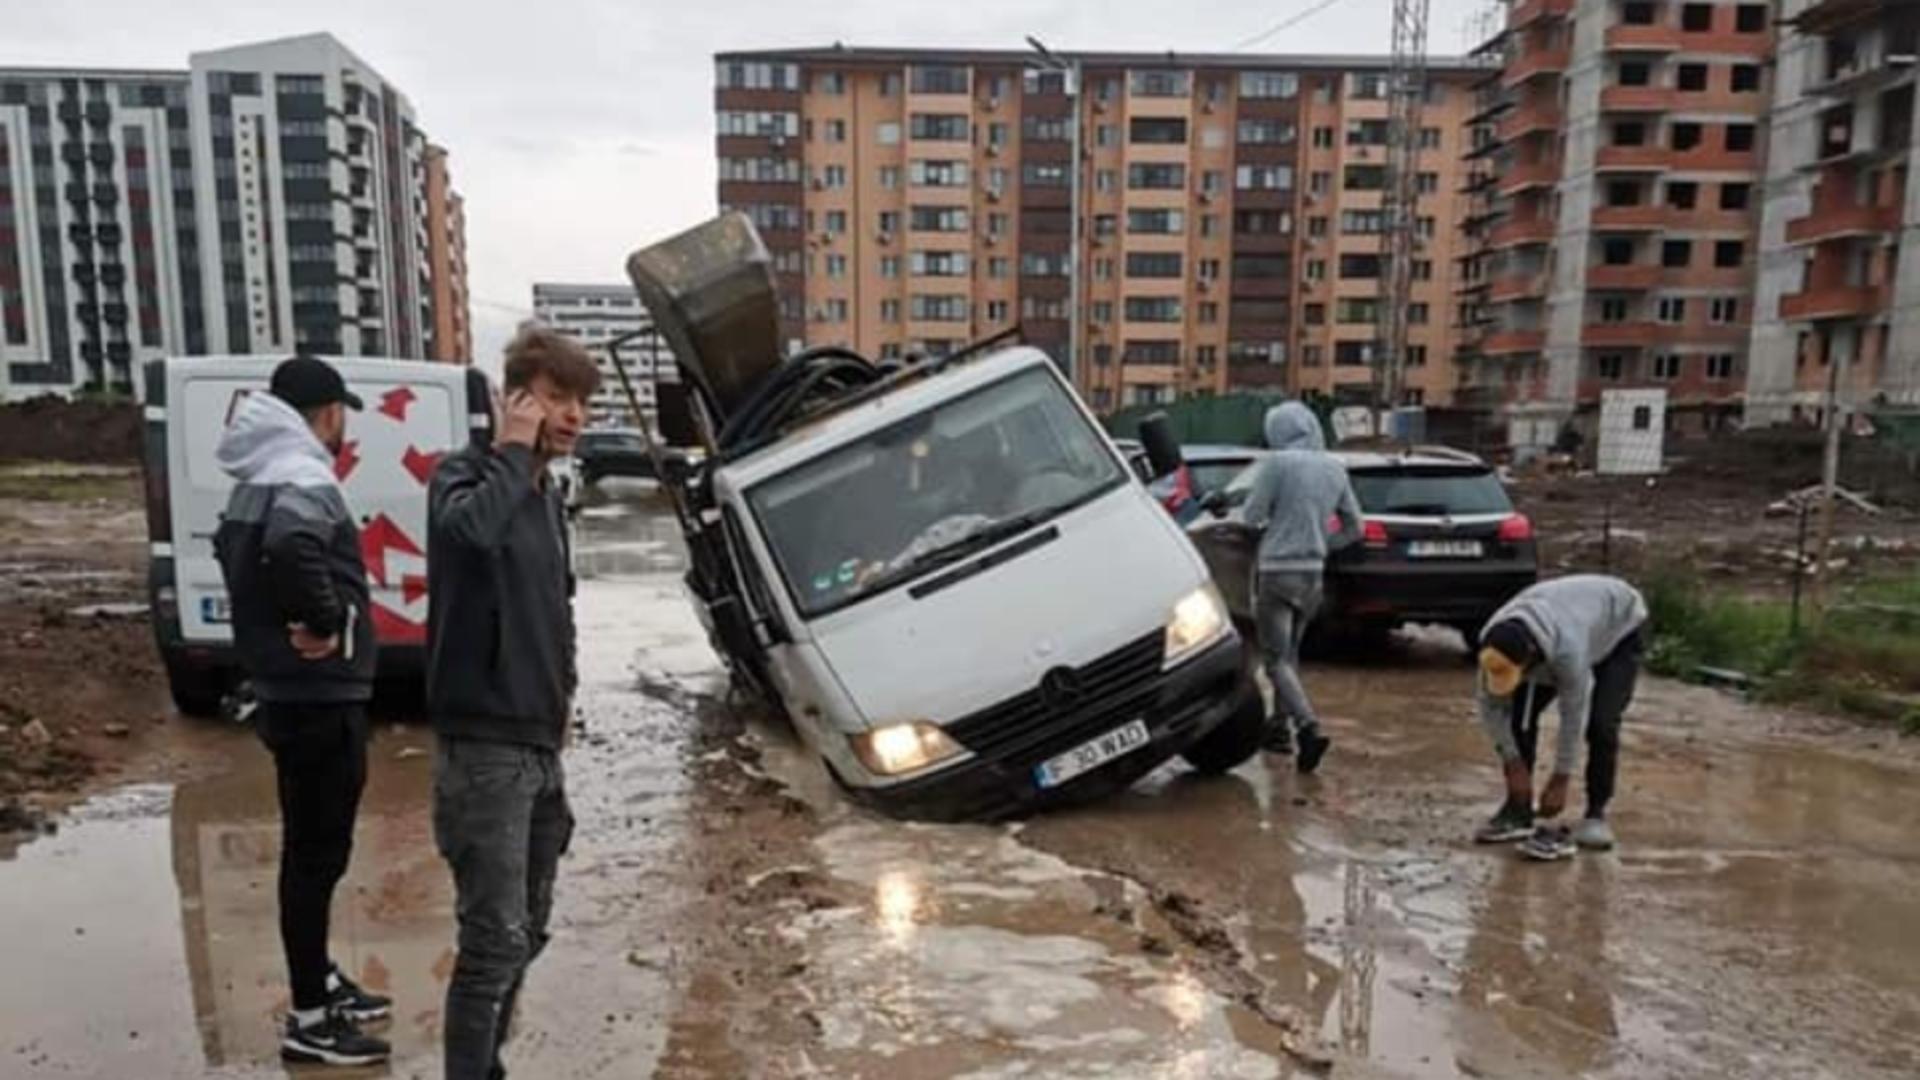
[
  {"left": 1497, "top": 514, "right": 1534, "bottom": 543},
  {"left": 1362, "top": 519, "right": 1391, "bottom": 549}
]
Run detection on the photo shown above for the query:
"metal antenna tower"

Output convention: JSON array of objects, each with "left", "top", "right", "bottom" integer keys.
[{"left": 1374, "top": 0, "right": 1433, "bottom": 415}]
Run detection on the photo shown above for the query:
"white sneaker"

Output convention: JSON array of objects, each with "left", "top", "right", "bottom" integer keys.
[{"left": 1573, "top": 817, "right": 1616, "bottom": 851}]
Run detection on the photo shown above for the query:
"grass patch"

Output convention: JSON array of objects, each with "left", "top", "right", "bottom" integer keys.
[
  {"left": 0, "top": 468, "right": 137, "bottom": 503},
  {"left": 1644, "top": 568, "right": 1920, "bottom": 728}
]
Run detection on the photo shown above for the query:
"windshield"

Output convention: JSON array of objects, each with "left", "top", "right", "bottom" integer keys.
[
  {"left": 1349, "top": 468, "right": 1512, "bottom": 516},
  {"left": 748, "top": 366, "right": 1126, "bottom": 618}
]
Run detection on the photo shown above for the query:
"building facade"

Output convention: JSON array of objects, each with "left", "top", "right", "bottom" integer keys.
[
  {"left": 1748, "top": 0, "right": 1920, "bottom": 422},
  {"left": 0, "top": 32, "right": 469, "bottom": 402},
  {"left": 425, "top": 143, "right": 471, "bottom": 363},
  {"left": 1459, "top": 0, "right": 1777, "bottom": 439},
  {"left": 714, "top": 47, "right": 1480, "bottom": 413},
  {"left": 530, "top": 282, "right": 669, "bottom": 429}
]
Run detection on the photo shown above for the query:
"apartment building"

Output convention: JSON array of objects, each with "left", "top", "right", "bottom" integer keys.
[
  {"left": 531, "top": 282, "right": 669, "bottom": 428},
  {"left": 1459, "top": 0, "right": 1776, "bottom": 438},
  {"left": 1749, "top": 0, "right": 1920, "bottom": 422},
  {"left": 425, "top": 143, "right": 471, "bottom": 363},
  {"left": 714, "top": 47, "right": 1479, "bottom": 413},
  {"left": 0, "top": 32, "right": 469, "bottom": 401}
]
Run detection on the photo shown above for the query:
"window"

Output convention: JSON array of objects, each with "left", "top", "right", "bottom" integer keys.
[
  {"left": 814, "top": 72, "right": 846, "bottom": 95},
  {"left": 986, "top": 300, "right": 1009, "bottom": 323},
  {"left": 987, "top": 212, "right": 1008, "bottom": 235},
  {"left": 1409, "top": 303, "right": 1429, "bottom": 325},
  {"left": 1233, "top": 254, "right": 1290, "bottom": 280},
  {"left": 911, "top": 250, "right": 971, "bottom": 277},
  {"left": 1603, "top": 237, "right": 1636, "bottom": 265},
  {"left": 908, "top": 205, "right": 969, "bottom": 232},
  {"left": 1710, "top": 297, "right": 1739, "bottom": 323},
  {"left": 1335, "top": 341, "right": 1372, "bottom": 366},
  {"left": 1130, "top": 70, "right": 1191, "bottom": 97},
  {"left": 1719, "top": 182, "right": 1750, "bottom": 211},
  {"left": 1682, "top": 3, "right": 1713, "bottom": 31},
  {"left": 1725, "top": 123, "right": 1755, "bottom": 152},
  {"left": 1707, "top": 353, "right": 1735, "bottom": 379},
  {"left": 1094, "top": 213, "right": 1118, "bottom": 237},
  {"left": 987, "top": 122, "right": 1008, "bottom": 146},
  {"left": 1200, "top": 214, "right": 1218, "bottom": 238},
  {"left": 1237, "top": 119, "right": 1297, "bottom": 144},
  {"left": 1406, "top": 345, "right": 1427, "bottom": 367},
  {"left": 881, "top": 72, "right": 903, "bottom": 96},
  {"left": 1677, "top": 64, "right": 1708, "bottom": 92},
  {"left": 1623, "top": 1, "right": 1656, "bottom": 24},
  {"left": 1672, "top": 122, "right": 1702, "bottom": 151},
  {"left": 1128, "top": 162, "right": 1186, "bottom": 189},
  {"left": 1124, "top": 252, "right": 1183, "bottom": 279},
  {"left": 1022, "top": 162, "right": 1068, "bottom": 186},
  {"left": 1343, "top": 164, "right": 1386, "bottom": 191},
  {"left": 822, "top": 164, "right": 848, "bottom": 188},
  {"left": 1347, "top": 119, "right": 1389, "bottom": 146},
  {"left": 877, "top": 122, "right": 902, "bottom": 146},
  {"left": 1667, "top": 181, "right": 1698, "bottom": 210},
  {"left": 1240, "top": 72, "right": 1299, "bottom": 99},
  {"left": 1310, "top": 171, "right": 1331, "bottom": 196},
  {"left": 1305, "top": 304, "right": 1327, "bottom": 326},
  {"left": 1125, "top": 297, "right": 1183, "bottom": 322},
  {"left": 911, "top": 295, "right": 969, "bottom": 322},
  {"left": 1092, "top": 300, "right": 1114, "bottom": 321},
  {"left": 1235, "top": 209, "right": 1293, "bottom": 235},
  {"left": 825, "top": 254, "right": 847, "bottom": 278},
  {"left": 1598, "top": 353, "right": 1628, "bottom": 380},
  {"left": 1019, "top": 252, "right": 1068, "bottom": 277},
  {"left": 819, "top": 298, "right": 849, "bottom": 323},
  {"left": 1658, "top": 297, "right": 1687, "bottom": 323},
  {"left": 1662, "top": 239, "right": 1693, "bottom": 268},
  {"left": 879, "top": 210, "right": 902, "bottom": 234},
  {"left": 1619, "top": 61, "right": 1652, "bottom": 87},
  {"left": 1417, "top": 172, "right": 1438, "bottom": 195},
  {"left": 1714, "top": 240, "right": 1744, "bottom": 267},
  {"left": 824, "top": 210, "right": 848, "bottom": 234},
  {"left": 1615, "top": 121, "right": 1648, "bottom": 147},
  {"left": 1198, "top": 302, "right": 1219, "bottom": 325},
  {"left": 910, "top": 113, "right": 969, "bottom": 141},
  {"left": 1340, "top": 252, "right": 1382, "bottom": 279},
  {"left": 1197, "top": 258, "right": 1221, "bottom": 281},
  {"left": 876, "top": 300, "right": 901, "bottom": 325},
  {"left": 1336, "top": 298, "right": 1379, "bottom": 325},
  {"left": 1201, "top": 170, "right": 1224, "bottom": 195},
  {"left": 909, "top": 65, "right": 969, "bottom": 95},
  {"left": 1736, "top": 4, "right": 1765, "bottom": 31},
  {"left": 879, "top": 165, "right": 902, "bottom": 189},
  {"left": 1127, "top": 208, "right": 1184, "bottom": 234},
  {"left": 1350, "top": 73, "right": 1389, "bottom": 100},
  {"left": 1312, "top": 126, "right": 1334, "bottom": 149},
  {"left": 1306, "top": 259, "right": 1327, "bottom": 281},
  {"left": 1607, "top": 180, "right": 1643, "bottom": 207},
  {"left": 1237, "top": 165, "right": 1294, "bottom": 190},
  {"left": 1129, "top": 117, "right": 1188, "bottom": 144},
  {"left": 1308, "top": 216, "right": 1328, "bottom": 238},
  {"left": 1096, "top": 123, "right": 1116, "bottom": 148},
  {"left": 1653, "top": 353, "right": 1682, "bottom": 380},
  {"left": 1601, "top": 298, "right": 1630, "bottom": 322},
  {"left": 988, "top": 257, "right": 1009, "bottom": 279},
  {"left": 880, "top": 256, "right": 901, "bottom": 278},
  {"left": 1413, "top": 259, "right": 1433, "bottom": 281},
  {"left": 1303, "top": 345, "right": 1324, "bottom": 367},
  {"left": 1732, "top": 64, "right": 1761, "bottom": 92},
  {"left": 825, "top": 119, "right": 847, "bottom": 143}
]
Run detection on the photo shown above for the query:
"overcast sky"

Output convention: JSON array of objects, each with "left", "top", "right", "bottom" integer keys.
[{"left": 12, "top": 0, "right": 1484, "bottom": 370}]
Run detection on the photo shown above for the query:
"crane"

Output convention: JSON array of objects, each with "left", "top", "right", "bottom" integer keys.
[{"left": 1374, "top": 0, "right": 1433, "bottom": 418}]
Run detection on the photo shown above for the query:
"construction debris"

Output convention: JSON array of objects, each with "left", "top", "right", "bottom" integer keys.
[{"left": 1766, "top": 484, "right": 1883, "bottom": 518}]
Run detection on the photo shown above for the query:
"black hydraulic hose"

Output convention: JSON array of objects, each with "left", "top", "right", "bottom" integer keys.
[
  {"left": 717, "top": 346, "right": 881, "bottom": 450},
  {"left": 730, "top": 358, "right": 878, "bottom": 447}
]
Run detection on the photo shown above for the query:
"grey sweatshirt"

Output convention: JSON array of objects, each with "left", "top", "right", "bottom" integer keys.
[
  {"left": 1475, "top": 575, "right": 1650, "bottom": 773},
  {"left": 1241, "top": 402, "right": 1363, "bottom": 572}
]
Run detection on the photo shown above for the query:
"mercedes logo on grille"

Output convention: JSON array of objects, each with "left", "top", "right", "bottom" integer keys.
[{"left": 1039, "top": 666, "right": 1085, "bottom": 711}]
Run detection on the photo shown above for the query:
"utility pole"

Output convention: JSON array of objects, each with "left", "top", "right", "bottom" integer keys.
[
  {"left": 1375, "top": 0, "right": 1433, "bottom": 423},
  {"left": 1027, "top": 37, "right": 1084, "bottom": 388},
  {"left": 1809, "top": 342, "right": 1850, "bottom": 623}
]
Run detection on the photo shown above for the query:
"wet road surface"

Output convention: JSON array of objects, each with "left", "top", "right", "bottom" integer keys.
[{"left": 4, "top": 487, "right": 1919, "bottom": 1078}]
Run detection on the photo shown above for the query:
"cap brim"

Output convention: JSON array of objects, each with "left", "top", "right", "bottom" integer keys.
[{"left": 340, "top": 390, "right": 364, "bottom": 410}]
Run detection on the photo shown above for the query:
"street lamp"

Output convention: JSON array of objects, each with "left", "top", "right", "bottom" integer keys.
[{"left": 1025, "top": 36, "right": 1084, "bottom": 388}]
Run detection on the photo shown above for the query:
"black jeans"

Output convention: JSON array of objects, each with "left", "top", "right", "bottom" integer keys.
[
  {"left": 257, "top": 701, "right": 370, "bottom": 1012},
  {"left": 434, "top": 737, "right": 573, "bottom": 1080},
  {"left": 1510, "top": 629, "right": 1643, "bottom": 818}
]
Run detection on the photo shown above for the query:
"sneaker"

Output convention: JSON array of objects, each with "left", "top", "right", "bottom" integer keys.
[
  {"left": 1262, "top": 723, "right": 1295, "bottom": 756},
  {"left": 282, "top": 1010, "right": 392, "bottom": 1067},
  {"left": 1519, "top": 825, "right": 1577, "bottom": 862},
  {"left": 327, "top": 966, "right": 392, "bottom": 1023},
  {"left": 1296, "top": 729, "right": 1332, "bottom": 775},
  {"left": 1473, "top": 803, "right": 1535, "bottom": 844},
  {"left": 1573, "top": 817, "right": 1616, "bottom": 851}
]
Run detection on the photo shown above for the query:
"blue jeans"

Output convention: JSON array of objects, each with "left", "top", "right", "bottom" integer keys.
[
  {"left": 433, "top": 737, "right": 573, "bottom": 1080},
  {"left": 1255, "top": 569, "right": 1325, "bottom": 736}
]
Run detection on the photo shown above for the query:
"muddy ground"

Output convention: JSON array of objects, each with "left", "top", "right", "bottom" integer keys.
[{"left": 3, "top": 476, "right": 1920, "bottom": 1079}]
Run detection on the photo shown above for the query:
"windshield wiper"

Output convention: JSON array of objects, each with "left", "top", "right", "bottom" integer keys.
[{"left": 861, "top": 507, "right": 1057, "bottom": 596}]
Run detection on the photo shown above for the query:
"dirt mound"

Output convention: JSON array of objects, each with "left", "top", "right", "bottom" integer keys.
[{"left": 0, "top": 397, "right": 141, "bottom": 464}]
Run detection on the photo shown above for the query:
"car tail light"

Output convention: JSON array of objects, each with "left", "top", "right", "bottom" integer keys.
[
  {"left": 1497, "top": 514, "right": 1534, "bottom": 543},
  {"left": 1362, "top": 519, "right": 1390, "bottom": 549}
]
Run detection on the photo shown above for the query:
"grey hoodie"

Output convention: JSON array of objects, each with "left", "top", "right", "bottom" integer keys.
[
  {"left": 1241, "top": 402, "right": 1363, "bottom": 572},
  {"left": 1475, "top": 575, "right": 1649, "bottom": 773}
]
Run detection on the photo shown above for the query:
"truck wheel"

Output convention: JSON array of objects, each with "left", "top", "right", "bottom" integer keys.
[
  {"left": 1182, "top": 693, "right": 1267, "bottom": 775},
  {"left": 166, "top": 662, "right": 227, "bottom": 718}
]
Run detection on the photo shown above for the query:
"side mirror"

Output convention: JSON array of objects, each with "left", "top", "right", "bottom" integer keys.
[{"left": 1138, "top": 413, "right": 1184, "bottom": 481}]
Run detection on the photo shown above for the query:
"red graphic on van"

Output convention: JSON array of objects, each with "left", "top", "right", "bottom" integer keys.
[
  {"left": 378, "top": 386, "right": 416, "bottom": 422},
  {"left": 333, "top": 439, "right": 362, "bottom": 482},
  {"left": 401, "top": 446, "right": 444, "bottom": 487}
]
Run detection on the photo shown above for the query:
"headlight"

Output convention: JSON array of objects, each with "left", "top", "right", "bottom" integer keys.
[
  {"left": 851, "top": 722, "right": 964, "bottom": 776},
  {"left": 1164, "top": 585, "right": 1229, "bottom": 667}
]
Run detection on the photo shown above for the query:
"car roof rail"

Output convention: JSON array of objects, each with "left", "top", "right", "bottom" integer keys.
[{"left": 1405, "top": 444, "right": 1485, "bottom": 465}]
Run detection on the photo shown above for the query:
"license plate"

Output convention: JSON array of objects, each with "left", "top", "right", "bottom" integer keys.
[
  {"left": 1034, "top": 719, "right": 1151, "bottom": 789},
  {"left": 201, "top": 595, "right": 231, "bottom": 624},
  {"left": 1408, "top": 539, "right": 1484, "bottom": 559}
]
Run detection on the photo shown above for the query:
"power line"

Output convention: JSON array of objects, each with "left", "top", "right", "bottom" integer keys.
[{"left": 1230, "top": 0, "right": 1353, "bottom": 51}]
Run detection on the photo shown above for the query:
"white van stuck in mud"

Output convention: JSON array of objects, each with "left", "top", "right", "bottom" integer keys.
[
  {"left": 627, "top": 215, "right": 1265, "bottom": 819},
  {"left": 141, "top": 356, "right": 494, "bottom": 715}
]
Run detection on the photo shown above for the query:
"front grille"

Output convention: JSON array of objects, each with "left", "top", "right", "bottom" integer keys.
[{"left": 945, "top": 631, "right": 1166, "bottom": 763}]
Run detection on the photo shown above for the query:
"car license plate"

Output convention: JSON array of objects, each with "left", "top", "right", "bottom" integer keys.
[
  {"left": 1408, "top": 539, "right": 1484, "bottom": 559},
  {"left": 201, "top": 595, "right": 231, "bottom": 624},
  {"left": 1034, "top": 719, "right": 1151, "bottom": 789}
]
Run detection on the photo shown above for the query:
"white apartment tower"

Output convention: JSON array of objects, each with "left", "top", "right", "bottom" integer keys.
[{"left": 530, "top": 283, "right": 669, "bottom": 429}]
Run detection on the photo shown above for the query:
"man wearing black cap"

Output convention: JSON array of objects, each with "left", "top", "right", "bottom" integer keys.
[{"left": 213, "top": 356, "right": 392, "bottom": 1067}]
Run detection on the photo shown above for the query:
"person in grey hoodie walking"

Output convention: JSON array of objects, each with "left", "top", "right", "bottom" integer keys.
[
  {"left": 213, "top": 356, "right": 392, "bottom": 1067},
  {"left": 1239, "top": 402, "right": 1363, "bottom": 773},
  {"left": 1472, "top": 574, "right": 1648, "bottom": 860}
]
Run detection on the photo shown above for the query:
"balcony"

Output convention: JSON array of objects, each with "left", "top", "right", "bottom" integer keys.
[
  {"left": 88, "top": 143, "right": 114, "bottom": 167},
  {"left": 1583, "top": 321, "right": 1660, "bottom": 347},
  {"left": 1587, "top": 264, "right": 1663, "bottom": 290},
  {"left": 1481, "top": 328, "right": 1547, "bottom": 354},
  {"left": 1510, "top": 0, "right": 1572, "bottom": 29},
  {"left": 85, "top": 102, "right": 110, "bottom": 128},
  {"left": 95, "top": 224, "right": 122, "bottom": 247},
  {"left": 1497, "top": 157, "right": 1561, "bottom": 195},
  {"left": 1498, "top": 101, "right": 1562, "bottom": 141},
  {"left": 1488, "top": 272, "right": 1548, "bottom": 303},
  {"left": 1812, "top": 55, "right": 1920, "bottom": 99},
  {"left": 1595, "top": 145, "right": 1670, "bottom": 171},
  {"left": 1490, "top": 217, "right": 1555, "bottom": 248},
  {"left": 1591, "top": 204, "right": 1668, "bottom": 230},
  {"left": 1503, "top": 45, "right": 1571, "bottom": 88},
  {"left": 57, "top": 100, "right": 84, "bottom": 125},
  {"left": 1780, "top": 284, "right": 1890, "bottom": 321},
  {"left": 1599, "top": 85, "right": 1672, "bottom": 112},
  {"left": 100, "top": 264, "right": 126, "bottom": 288},
  {"left": 1605, "top": 23, "right": 1684, "bottom": 51},
  {"left": 1785, "top": 203, "right": 1901, "bottom": 245}
]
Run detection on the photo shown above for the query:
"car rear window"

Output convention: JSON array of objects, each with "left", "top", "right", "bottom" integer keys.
[
  {"left": 1189, "top": 459, "right": 1254, "bottom": 494},
  {"left": 1348, "top": 468, "right": 1512, "bottom": 516}
]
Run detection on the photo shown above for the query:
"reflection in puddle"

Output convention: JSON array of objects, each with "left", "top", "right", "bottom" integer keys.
[{"left": 875, "top": 867, "right": 925, "bottom": 950}]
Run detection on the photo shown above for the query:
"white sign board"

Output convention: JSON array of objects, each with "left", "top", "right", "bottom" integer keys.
[{"left": 1598, "top": 388, "right": 1667, "bottom": 475}]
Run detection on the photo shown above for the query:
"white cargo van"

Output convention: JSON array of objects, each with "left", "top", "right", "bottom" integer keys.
[{"left": 141, "top": 356, "right": 494, "bottom": 714}]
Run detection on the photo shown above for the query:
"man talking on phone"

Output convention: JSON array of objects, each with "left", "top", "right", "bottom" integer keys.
[{"left": 425, "top": 325, "right": 599, "bottom": 1080}]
